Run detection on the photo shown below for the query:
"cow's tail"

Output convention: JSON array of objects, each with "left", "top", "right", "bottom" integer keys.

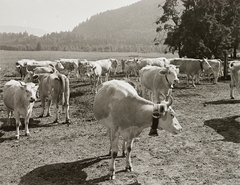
[{"left": 58, "top": 74, "right": 66, "bottom": 111}]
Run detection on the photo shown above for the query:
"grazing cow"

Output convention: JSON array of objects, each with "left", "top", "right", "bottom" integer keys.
[
  {"left": 78, "top": 59, "right": 89, "bottom": 81},
  {"left": 136, "top": 57, "right": 170, "bottom": 70},
  {"left": 124, "top": 58, "right": 139, "bottom": 78},
  {"left": 201, "top": 59, "right": 223, "bottom": 84},
  {"left": 93, "top": 80, "right": 182, "bottom": 180},
  {"left": 55, "top": 58, "right": 79, "bottom": 78},
  {"left": 169, "top": 58, "right": 212, "bottom": 87},
  {"left": 3, "top": 80, "right": 38, "bottom": 139},
  {"left": 229, "top": 60, "right": 240, "bottom": 99},
  {"left": 139, "top": 65, "right": 179, "bottom": 103},
  {"left": 36, "top": 73, "right": 70, "bottom": 124}
]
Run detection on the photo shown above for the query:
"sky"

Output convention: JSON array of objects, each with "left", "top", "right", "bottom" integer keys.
[{"left": 0, "top": 0, "right": 140, "bottom": 33}]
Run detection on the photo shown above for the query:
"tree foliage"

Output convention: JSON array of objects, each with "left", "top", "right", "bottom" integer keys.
[{"left": 156, "top": 0, "right": 240, "bottom": 58}]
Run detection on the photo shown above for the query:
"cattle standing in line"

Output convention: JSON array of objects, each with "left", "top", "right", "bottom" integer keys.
[
  {"left": 229, "top": 60, "right": 240, "bottom": 99},
  {"left": 36, "top": 73, "right": 70, "bottom": 124},
  {"left": 93, "top": 80, "right": 182, "bottom": 180},
  {"left": 169, "top": 58, "right": 212, "bottom": 87},
  {"left": 139, "top": 65, "right": 179, "bottom": 103},
  {"left": 16, "top": 59, "right": 63, "bottom": 79},
  {"left": 3, "top": 80, "right": 38, "bottom": 139}
]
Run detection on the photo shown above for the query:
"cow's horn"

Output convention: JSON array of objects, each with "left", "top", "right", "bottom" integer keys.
[{"left": 166, "top": 95, "right": 173, "bottom": 106}]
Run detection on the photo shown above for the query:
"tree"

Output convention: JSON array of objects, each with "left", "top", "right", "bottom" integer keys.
[
  {"left": 36, "top": 42, "right": 42, "bottom": 51},
  {"left": 157, "top": 0, "right": 240, "bottom": 58}
]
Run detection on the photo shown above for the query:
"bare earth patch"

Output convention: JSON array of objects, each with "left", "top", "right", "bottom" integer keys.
[{"left": 0, "top": 73, "right": 240, "bottom": 185}]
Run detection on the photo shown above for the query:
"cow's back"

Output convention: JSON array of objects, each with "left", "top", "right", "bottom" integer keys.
[{"left": 3, "top": 80, "right": 20, "bottom": 110}]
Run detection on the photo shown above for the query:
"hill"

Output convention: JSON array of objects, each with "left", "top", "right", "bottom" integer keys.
[{"left": 0, "top": 0, "right": 167, "bottom": 52}]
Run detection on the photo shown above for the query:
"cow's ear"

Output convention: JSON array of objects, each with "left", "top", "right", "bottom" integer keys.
[
  {"left": 93, "top": 66, "right": 97, "bottom": 70},
  {"left": 33, "top": 74, "right": 39, "bottom": 79},
  {"left": 158, "top": 68, "right": 167, "bottom": 75}
]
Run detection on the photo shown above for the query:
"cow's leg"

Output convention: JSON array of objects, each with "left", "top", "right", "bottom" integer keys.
[
  {"left": 53, "top": 101, "right": 59, "bottom": 123},
  {"left": 230, "top": 79, "right": 235, "bottom": 99},
  {"left": 46, "top": 99, "right": 52, "bottom": 117},
  {"left": 125, "top": 138, "right": 134, "bottom": 172},
  {"left": 108, "top": 129, "right": 112, "bottom": 156},
  {"left": 65, "top": 99, "right": 70, "bottom": 124},
  {"left": 14, "top": 112, "right": 21, "bottom": 139},
  {"left": 191, "top": 75, "right": 196, "bottom": 88},
  {"left": 186, "top": 74, "right": 190, "bottom": 86},
  {"left": 109, "top": 131, "right": 119, "bottom": 180},
  {"left": 6, "top": 109, "right": 11, "bottom": 126},
  {"left": 24, "top": 115, "right": 31, "bottom": 137},
  {"left": 122, "top": 139, "right": 126, "bottom": 157},
  {"left": 213, "top": 72, "right": 218, "bottom": 84},
  {"left": 39, "top": 98, "right": 45, "bottom": 117}
]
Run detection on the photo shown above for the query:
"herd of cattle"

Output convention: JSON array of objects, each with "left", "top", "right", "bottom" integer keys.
[{"left": 2, "top": 56, "right": 240, "bottom": 179}]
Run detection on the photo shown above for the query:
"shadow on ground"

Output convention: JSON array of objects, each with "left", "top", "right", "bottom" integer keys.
[
  {"left": 18, "top": 155, "right": 141, "bottom": 185},
  {"left": 205, "top": 99, "right": 240, "bottom": 105},
  {"left": 204, "top": 115, "right": 240, "bottom": 143}
]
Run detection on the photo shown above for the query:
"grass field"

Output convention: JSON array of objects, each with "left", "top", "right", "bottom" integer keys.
[{"left": 0, "top": 51, "right": 240, "bottom": 185}]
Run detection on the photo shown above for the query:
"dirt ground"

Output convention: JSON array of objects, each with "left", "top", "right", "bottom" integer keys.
[{"left": 0, "top": 71, "right": 240, "bottom": 185}]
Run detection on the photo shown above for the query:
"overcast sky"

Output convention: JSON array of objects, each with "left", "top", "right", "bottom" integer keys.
[{"left": 0, "top": 0, "right": 140, "bottom": 32}]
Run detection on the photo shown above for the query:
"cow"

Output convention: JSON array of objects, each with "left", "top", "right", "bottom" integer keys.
[
  {"left": 85, "top": 59, "right": 112, "bottom": 93},
  {"left": 55, "top": 58, "right": 79, "bottom": 78},
  {"left": 136, "top": 57, "right": 170, "bottom": 70},
  {"left": 124, "top": 58, "right": 139, "bottom": 78},
  {"left": 3, "top": 80, "right": 38, "bottom": 139},
  {"left": 78, "top": 59, "right": 89, "bottom": 81},
  {"left": 139, "top": 65, "right": 179, "bottom": 103},
  {"left": 201, "top": 59, "right": 223, "bottom": 84},
  {"left": 109, "top": 58, "right": 119, "bottom": 75},
  {"left": 229, "top": 60, "right": 240, "bottom": 99},
  {"left": 35, "top": 73, "right": 70, "bottom": 124},
  {"left": 93, "top": 80, "right": 182, "bottom": 180},
  {"left": 169, "top": 58, "right": 212, "bottom": 87}
]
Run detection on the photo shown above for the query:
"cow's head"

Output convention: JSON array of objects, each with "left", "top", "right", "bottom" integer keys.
[
  {"left": 200, "top": 58, "right": 212, "bottom": 72},
  {"left": 19, "top": 82, "right": 39, "bottom": 103},
  {"left": 23, "top": 71, "right": 39, "bottom": 83},
  {"left": 157, "top": 96, "right": 182, "bottom": 134},
  {"left": 159, "top": 65, "right": 179, "bottom": 86},
  {"left": 85, "top": 64, "right": 96, "bottom": 77}
]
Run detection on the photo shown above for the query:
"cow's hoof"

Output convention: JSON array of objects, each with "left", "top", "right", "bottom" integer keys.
[
  {"left": 231, "top": 97, "right": 235, "bottom": 99},
  {"left": 125, "top": 166, "right": 133, "bottom": 172},
  {"left": 109, "top": 175, "right": 115, "bottom": 180},
  {"left": 15, "top": 135, "right": 20, "bottom": 140},
  {"left": 149, "top": 129, "right": 158, "bottom": 136},
  {"left": 38, "top": 115, "right": 44, "bottom": 118},
  {"left": 46, "top": 114, "right": 52, "bottom": 117},
  {"left": 25, "top": 133, "right": 31, "bottom": 137},
  {"left": 64, "top": 119, "right": 71, "bottom": 125}
]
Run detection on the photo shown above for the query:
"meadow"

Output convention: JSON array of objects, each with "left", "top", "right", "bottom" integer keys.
[{"left": 0, "top": 51, "right": 239, "bottom": 185}]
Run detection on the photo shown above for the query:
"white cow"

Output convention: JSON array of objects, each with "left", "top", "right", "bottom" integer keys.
[
  {"left": 229, "top": 60, "right": 240, "bottom": 99},
  {"left": 93, "top": 80, "right": 182, "bottom": 180},
  {"left": 3, "top": 80, "right": 38, "bottom": 139},
  {"left": 139, "top": 65, "right": 179, "bottom": 103}
]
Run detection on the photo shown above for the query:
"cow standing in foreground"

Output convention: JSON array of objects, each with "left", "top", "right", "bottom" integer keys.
[
  {"left": 93, "top": 80, "right": 182, "bottom": 180},
  {"left": 229, "top": 60, "right": 240, "bottom": 99},
  {"left": 3, "top": 80, "right": 38, "bottom": 139},
  {"left": 36, "top": 73, "right": 70, "bottom": 124},
  {"left": 139, "top": 65, "right": 179, "bottom": 103},
  {"left": 169, "top": 58, "right": 212, "bottom": 87}
]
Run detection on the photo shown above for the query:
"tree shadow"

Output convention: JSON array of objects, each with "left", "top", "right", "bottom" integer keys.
[
  {"left": 204, "top": 115, "right": 240, "bottom": 143},
  {"left": 205, "top": 99, "right": 240, "bottom": 105},
  {"left": 18, "top": 155, "right": 141, "bottom": 185}
]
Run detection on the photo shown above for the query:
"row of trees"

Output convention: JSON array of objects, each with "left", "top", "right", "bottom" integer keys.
[{"left": 155, "top": 0, "right": 240, "bottom": 59}]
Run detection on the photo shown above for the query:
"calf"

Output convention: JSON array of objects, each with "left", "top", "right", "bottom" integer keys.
[
  {"left": 93, "top": 80, "right": 182, "bottom": 179},
  {"left": 3, "top": 80, "right": 38, "bottom": 139}
]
